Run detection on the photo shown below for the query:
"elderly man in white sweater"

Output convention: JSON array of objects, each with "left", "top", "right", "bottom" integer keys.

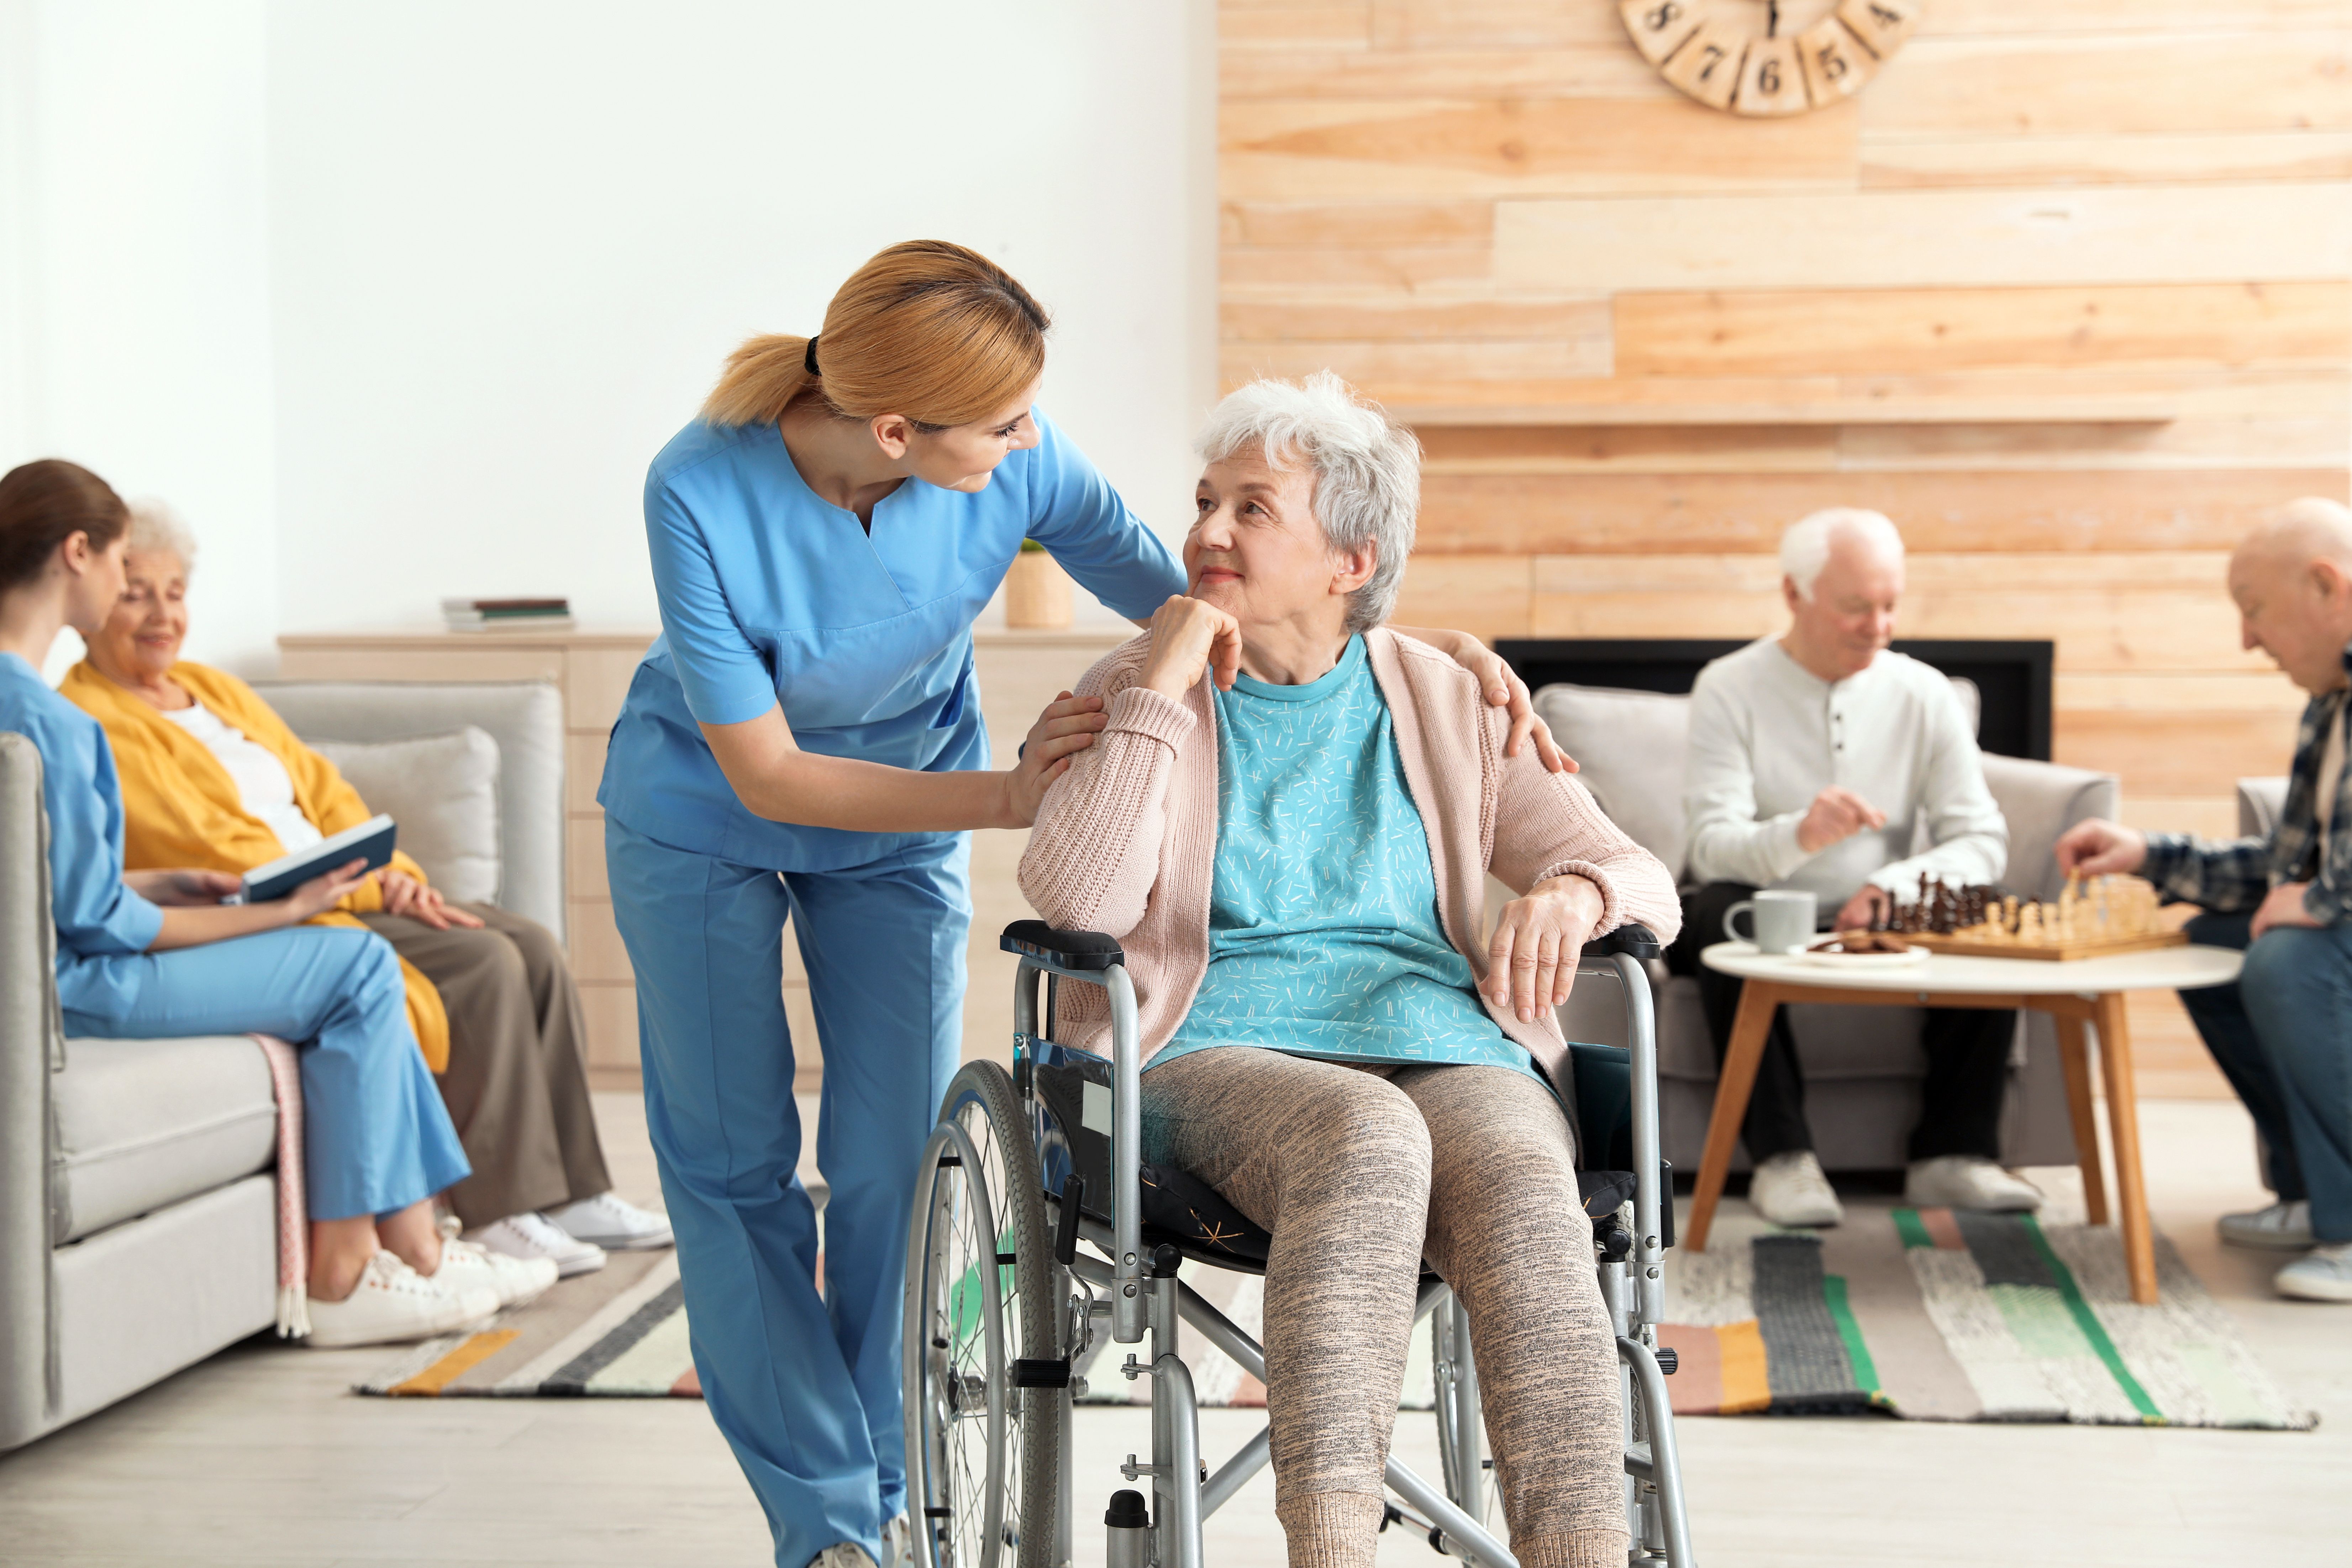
[{"left": 1666, "top": 508, "right": 2041, "bottom": 1228}]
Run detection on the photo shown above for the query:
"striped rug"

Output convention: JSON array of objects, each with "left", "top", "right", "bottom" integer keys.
[
  {"left": 356, "top": 1250, "right": 700, "bottom": 1398},
  {"left": 1661, "top": 1204, "right": 2312, "bottom": 1428}
]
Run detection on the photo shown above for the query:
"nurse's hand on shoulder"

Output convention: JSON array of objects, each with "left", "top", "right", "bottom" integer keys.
[
  {"left": 1389, "top": 625, "right": 1577, "bottom": 775},
  {"left": 1138, "top": 595, "right": 1243, "bottom": 700},
  {"left": 1006, "top": 690, "right": 1107, "bottom": 825}
]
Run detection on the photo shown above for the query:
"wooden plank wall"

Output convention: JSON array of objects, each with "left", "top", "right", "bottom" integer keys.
[
  {"left": 1222, "top": 0, "right": 2352, "bottom": 1091},
  {"left": 1221, "top": 0, "right": 2352, "bottom": 846}
]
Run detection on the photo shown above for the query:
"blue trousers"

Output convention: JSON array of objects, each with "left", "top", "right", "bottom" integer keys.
[
  {"left": 63, "top": 925, "right": 470, "bottom": 1221},
  {"left": 605, "top": 818, "right": 967, "bottom": 1568},
  {"left": 2179, "top": 912, "right": 2352, "bottom": 1243}
]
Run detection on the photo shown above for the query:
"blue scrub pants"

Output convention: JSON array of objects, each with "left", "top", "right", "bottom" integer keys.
[
  {"left": 63, "top": 925, "right": 470, "bottom": 1221},
  {"left": 2179, "top": 911, "right": 2352, "bottom": 1243},
  {"left": 605, "top": 817, "right": 967, "bottom": 1568}
]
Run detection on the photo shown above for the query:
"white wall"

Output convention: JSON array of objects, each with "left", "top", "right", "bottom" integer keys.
[
  {"left": 0, "top": 1, "right": 1216, "bottom": 676},
  {"left": 266, "top": 0, "right": 1217, "bottom": 638},
  {"left": 0, "top": 0, "right": 280, "bottom": 677}
]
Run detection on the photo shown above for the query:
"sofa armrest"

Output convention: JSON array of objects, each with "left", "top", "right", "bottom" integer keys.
[
  {"left": 1980, "top": 754, "right": 2120, "bottom": 902},
  {"left": 0, "top": 734, "right": 58, "bottom": 1448},
  {"left": 252, "top": 681, "right": 565, "bottom": 939}
]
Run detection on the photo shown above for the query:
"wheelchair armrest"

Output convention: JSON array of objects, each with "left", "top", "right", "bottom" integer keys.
[
  {"left": 1584, "top": 923, "right": 1662, "bottom": 962},
  {"left": 1001, "top": 919, "right": 1126, "bottom": 972}
]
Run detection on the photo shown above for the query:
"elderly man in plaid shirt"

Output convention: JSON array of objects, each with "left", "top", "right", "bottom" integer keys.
[{"left": 2059, "top": 498, "right": 2352, "bottom": 1303}]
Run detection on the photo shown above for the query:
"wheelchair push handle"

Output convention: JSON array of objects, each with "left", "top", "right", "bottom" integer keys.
[{"left": 1008, "top": 917, "right": 1658, "bottom": 969}]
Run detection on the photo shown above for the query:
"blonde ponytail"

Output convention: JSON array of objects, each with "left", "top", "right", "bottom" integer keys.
[{"left": 701, "top": 240, "right": 1050, "bottom": 430}]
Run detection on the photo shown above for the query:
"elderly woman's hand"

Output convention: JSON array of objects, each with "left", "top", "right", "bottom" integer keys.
[
  {"left": 380, "top": 870, "right": 485, "bottom": 931},
  {"left": 1485, "top": 874, "right": 1605, "bottom": 1023},
  {"left": 1138, "top": 595, "right": 1243, "bottom": 699},
  {"left": 1390, "top": 626, "right": 1577, "bottom": 775}
]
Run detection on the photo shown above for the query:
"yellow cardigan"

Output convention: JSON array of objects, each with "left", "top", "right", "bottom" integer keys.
[{"left": 59, "top": 661, "right": 451, "bottom": 1072}]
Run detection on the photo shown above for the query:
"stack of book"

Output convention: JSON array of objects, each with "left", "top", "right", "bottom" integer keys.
[{"left": 442, "top": 597, "right": 574, "bottom": 633}]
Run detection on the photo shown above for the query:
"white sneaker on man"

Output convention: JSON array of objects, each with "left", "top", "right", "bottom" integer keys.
[
  {"left": 807, "top": 1545, "right": 878, "bottom": 1568},
  {"left": 433, "top": 1236, "right": 559, "bottom": 1309},
  {"left": 470, "top": 1211, "right": 608, "bottom": 1278},
  {"left": 2275, "top": 1241, "right": 2352, "bottom": 1302},
  {"left": 2220, "top": 1199, "right": 2314, "bottom": 1251},
  {"left": 1749, "top": 1150, "right": 1844, "bottom": 1227},
  {"left": 1905, "top": 1155, "right": 2043, "bottom": 1213},
  {"left": 543, "top": 1192, "right": 674, "bottom": 1251},
  {"left": 304, "top": 1250, "right": 499, "bottom": 1349}
]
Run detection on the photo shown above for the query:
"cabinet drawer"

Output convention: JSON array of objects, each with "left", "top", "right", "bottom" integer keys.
[
  {"left": 568, "top": 815, "right": 609, "bottom": 899},
  {"left": 579, "top": 983, "right": 638, "bottom": 1071},
  {"left": 569, "top": 898, "right": 631, "bottom": 983},
  {"left": 567, "top": 731, "right": 609, "bottom": 814},
  {"left": 567, "top": 646, "right": 647, "bottom": 730}
]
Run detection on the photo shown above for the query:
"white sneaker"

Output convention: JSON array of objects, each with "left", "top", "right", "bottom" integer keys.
[
  {"left": 432, "top": 1236, "right": 559, "bottom": 1309},
  {"left": 2275, "top": 1241, "right": 2352, "bottom": 1302},
  {"left": 1906, "top": 1155, "right": 2043, "bottom": 1213},
  {"left": 879, "top": 1514, "right": 917, "bottom": 1567},
  {"left": 808, "top": 1546, "right": 879, "bottom": 1568},
  {"left": 471, "top": 1211, "right": 607, "bottom": 1278},
  {"left": 304, "top": 1250, "right": 499, "bottom": 1349},
  {"left": 543, "top": 1191, "right": 674, "bottom": 1251},
  {"left": 2220, "top": 1199, "right": 2314, "bottom": 1251},
  {"left": 1749, "top": 1150, "right": 1843, "bottom": 1228}
]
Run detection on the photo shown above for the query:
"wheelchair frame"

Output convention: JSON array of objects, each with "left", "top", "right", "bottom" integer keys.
[{"left": 905, "top": 922, "right": 1696, "bottom": 1568}]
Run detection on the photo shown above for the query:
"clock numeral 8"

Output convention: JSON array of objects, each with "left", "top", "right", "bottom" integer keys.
[{"left": 1644, "top": 1, "right": 1682, "bottom": 29}]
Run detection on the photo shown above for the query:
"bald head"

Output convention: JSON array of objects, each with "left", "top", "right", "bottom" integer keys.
[{"left": 2229, "top": 497, "right": 2352, "bottom": 695}]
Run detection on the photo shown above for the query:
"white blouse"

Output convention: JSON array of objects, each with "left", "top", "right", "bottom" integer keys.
[{"left": 162, "top": 701, "right": 327, "bottom": 855}]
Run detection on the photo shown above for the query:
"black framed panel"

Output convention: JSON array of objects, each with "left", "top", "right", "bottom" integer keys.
[{"left": 1498, "top": 637, "right": 2055, "bottom": 762}]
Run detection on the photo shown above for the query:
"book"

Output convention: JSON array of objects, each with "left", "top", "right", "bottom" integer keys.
[
  {"left": 226, "top": 814, "right": 398, "bottom": 905},
  {"left": 442, "top": 596, "right": 574, "bottom": 633}
]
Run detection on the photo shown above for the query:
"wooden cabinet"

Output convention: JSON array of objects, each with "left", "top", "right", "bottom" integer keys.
[{"left": 276, "top": 625, "right": 1132, "bottom": 1086}]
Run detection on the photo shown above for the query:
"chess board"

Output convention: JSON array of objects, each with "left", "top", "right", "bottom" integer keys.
[{"left": 1903, "top": 928, "right": 2188, "bottom": 963}]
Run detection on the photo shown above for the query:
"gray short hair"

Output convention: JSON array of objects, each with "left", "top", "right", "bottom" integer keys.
[
  {"left": 1780, "top": 507, "right": 1903, "bottom": 600},
  {"left": 125, "top": 498, "right": 198, "bottom": 573},
  {"left": 1197, "top": 371, "right": 1420, "bottom": 633}
]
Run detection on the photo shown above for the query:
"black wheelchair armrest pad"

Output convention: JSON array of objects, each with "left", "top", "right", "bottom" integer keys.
[
  {"left": 1585, "top": 923, "right": 1662, "bottom": 961},
  {"left": 1001, "top": 919, "right": 1126, "bottom": 971}
]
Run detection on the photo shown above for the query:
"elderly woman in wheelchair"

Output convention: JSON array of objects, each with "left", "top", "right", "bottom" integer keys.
[{"left": 997, "top": 373, "right": 1683, "bottom": 1568}]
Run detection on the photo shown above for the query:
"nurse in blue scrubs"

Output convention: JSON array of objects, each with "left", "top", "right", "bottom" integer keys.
[{"left": 601, "top": 241, "right": 1566, "bottom": 1568}]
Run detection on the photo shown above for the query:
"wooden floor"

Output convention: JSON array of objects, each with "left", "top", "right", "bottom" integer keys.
[{"left": 1, "top": 1093, "right": 2342, "bottom": 1567}]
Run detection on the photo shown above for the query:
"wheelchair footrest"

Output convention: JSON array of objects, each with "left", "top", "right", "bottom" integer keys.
[{"left": 1009, "top": 1358, "right": 1072, "bottom": 1388}]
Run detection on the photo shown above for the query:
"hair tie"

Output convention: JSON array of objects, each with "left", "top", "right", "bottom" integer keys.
[{"left": 803, "top": 336, "right": 820, "bottom": 375}]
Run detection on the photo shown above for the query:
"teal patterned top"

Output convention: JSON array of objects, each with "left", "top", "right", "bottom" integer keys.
[{"left": 1153, "top": 635, "right": 1547, "bottom": 1089}]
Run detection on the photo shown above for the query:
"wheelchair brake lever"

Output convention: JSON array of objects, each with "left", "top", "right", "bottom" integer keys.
[{"left": 1054, "top": 1175, "right": 1085, "bottom": 1267}]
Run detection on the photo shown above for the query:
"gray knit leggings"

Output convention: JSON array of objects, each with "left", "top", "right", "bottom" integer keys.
[{"left": 1140, "top": 1048, "right": 1627, "bottom": 1568}]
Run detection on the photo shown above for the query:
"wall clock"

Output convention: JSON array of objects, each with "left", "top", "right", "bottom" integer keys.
[{"left": 1619, "top": 0, "right": 1919, "bottom": 116}]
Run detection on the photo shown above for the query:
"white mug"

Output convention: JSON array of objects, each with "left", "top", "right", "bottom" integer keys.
[{"left": 1724, "top": 889, "right": 1818, "bottom": 955}]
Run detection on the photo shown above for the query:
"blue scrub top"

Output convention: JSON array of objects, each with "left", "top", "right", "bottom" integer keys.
[
  {"left": 0, "top": 653, "right": 165, "bottom": 1017},
  {"left": 599, "top": 406, "right": 1186, "bottom": 871}
]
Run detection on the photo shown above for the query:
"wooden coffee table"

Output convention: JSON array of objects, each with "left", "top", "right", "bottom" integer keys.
[{"left": 1689, "top": 940, "right": 2245, "bottom": 1305}]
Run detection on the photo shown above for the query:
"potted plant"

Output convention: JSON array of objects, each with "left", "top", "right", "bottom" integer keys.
[{"left": 1003, "top": 538, "right": 1073, "bottom": 630}]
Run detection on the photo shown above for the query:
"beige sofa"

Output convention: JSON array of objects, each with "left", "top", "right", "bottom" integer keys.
[
  {"left": 1, "top": 680, "right": 564, "bottom": 1453},
  {"left": 1536, "top": 682, "right": 2115, "bottom": 1175}
]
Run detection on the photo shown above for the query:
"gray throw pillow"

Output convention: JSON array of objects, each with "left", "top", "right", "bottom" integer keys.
[
  {"left": 309, "top": 728, "right": 501, "bottom": 906},
  {"left": 1532, "top": 684, "right": 1694, "bottom": 879}
]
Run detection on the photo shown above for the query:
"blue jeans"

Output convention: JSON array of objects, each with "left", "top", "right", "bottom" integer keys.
[
  {"left": 64, "top": 925, "right": 470, "bottom": 1221},
  {"left": 605, "top": 817, "right": 967, "bottom": 1568},
  {"left": 2179, "top": 912, "right": 2352, "bottom": 1243}
]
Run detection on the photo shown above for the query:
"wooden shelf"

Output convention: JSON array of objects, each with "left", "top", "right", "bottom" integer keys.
[{"left": 1393, "top": 399, "right": 2177, "bottom": 428}]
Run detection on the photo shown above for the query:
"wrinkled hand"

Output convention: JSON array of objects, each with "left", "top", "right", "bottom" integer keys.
[
  {"left": 129, "top": 868, "right": 243, "bottom": 907},
  {"left": 1404, "top": 627, "right": 1576, "bottom": 774},
  {"left": 380, "top": 870, "right": 484, "bottom": 930},
  {"left": 1002, "top": 690, "right": 1108, "bottom": 826},
  {"left": 2054, "top": 817, "right": 2149, "bottom": 877},
  {"left": 2252, "top": 880, "right": 2321, "bottom": 940},
  {"left": 1796, "top": 786, "right": 1886, "bottom": 855},
  {"left": 1137, "top": 596, "right": 1243, "bottom": 700},
  {"left": 1485, "top": 875, "right": 1604, "bottom": 1023},
  {"left": 280, "top": 859, "right": 372, "bottom": 924},
  {"left": 1835, "top": 884, "right": 1889, "bottom": 933}
]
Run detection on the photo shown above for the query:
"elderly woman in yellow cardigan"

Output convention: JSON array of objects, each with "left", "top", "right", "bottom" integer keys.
[{"left": 63, "top": 502, "right": 672, "bottom": 1274}]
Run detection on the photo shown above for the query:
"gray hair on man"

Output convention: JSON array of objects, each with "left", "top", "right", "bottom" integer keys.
[
  {"left": 1197, "top": 370, "right": 1421, "bottom": 633},
  {"left": 1779, "top": 507, "right": 1904, "bottom": 601},
  {"left": 125, "top": 498, "right": 199, "bottom": 571}
]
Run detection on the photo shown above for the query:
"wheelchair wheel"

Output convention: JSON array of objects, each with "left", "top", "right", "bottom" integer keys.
[
  {"left": 905, "top": 1061, "right": 1061, "bottom": 1568},
  {"left": 1431, "top": 1291, "right": 1501, "bottom": 1542}
]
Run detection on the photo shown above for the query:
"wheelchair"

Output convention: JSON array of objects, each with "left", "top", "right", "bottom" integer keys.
[{"left": 903, "top": 919, "right": 1696, "bottom": 1568}]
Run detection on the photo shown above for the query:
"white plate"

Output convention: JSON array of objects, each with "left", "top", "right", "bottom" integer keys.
[{"left": 1795, "top": 945, "right": 1930, "bottom": 968}]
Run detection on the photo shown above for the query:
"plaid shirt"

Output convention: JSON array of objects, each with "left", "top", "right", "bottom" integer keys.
[{"left": 2141, "top": 656, "right": 2352, "bottom": 923}]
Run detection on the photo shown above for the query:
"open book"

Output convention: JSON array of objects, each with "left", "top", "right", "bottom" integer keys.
[{"left": 225, "top": 814, "right": 398, "bottom": 905}]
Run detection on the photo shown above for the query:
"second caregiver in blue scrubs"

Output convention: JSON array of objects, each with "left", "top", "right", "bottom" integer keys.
[{"left": 601, "top": 241, "right": 1568, "bottom": 1568}]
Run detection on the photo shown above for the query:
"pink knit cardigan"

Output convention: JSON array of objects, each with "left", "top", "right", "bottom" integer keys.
[{"left": 1017, "top": 627, "right": 1683, "bottom": 1085}]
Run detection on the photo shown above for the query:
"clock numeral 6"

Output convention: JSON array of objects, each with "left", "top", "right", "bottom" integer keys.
[{"left": 1758, "top": 58, "right": 1782, "bottom": 94}]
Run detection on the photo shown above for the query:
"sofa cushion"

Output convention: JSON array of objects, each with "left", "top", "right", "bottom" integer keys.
[
  {"left": 310, "top": 727, "right": 501, "bottom": 905},
  {"left": 1532, "top": 684, "right": 1695, "bottom": 877},
  {"left": 52, "top": 1036, "right": 277, "bottom": 1243}
]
